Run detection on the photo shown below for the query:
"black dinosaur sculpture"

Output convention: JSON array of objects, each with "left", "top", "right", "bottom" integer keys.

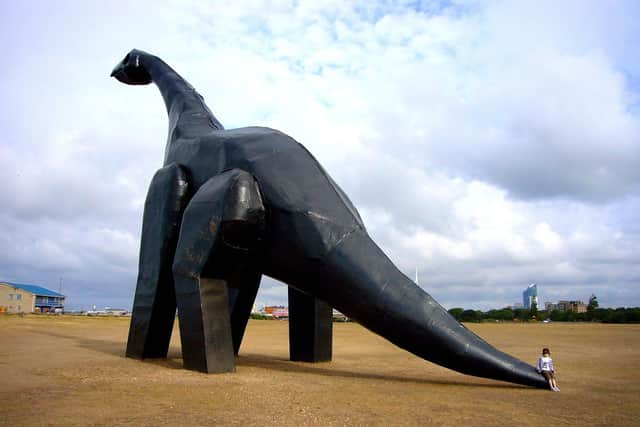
[{"left": 111, "top": 49, "right": 548, "bottom": 389}]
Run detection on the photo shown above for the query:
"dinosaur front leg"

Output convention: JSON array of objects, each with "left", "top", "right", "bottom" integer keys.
[
  {"left": 126, "top": 164, "right": 190, "bottom": 359},
  {"left": 172, "top": 169, "right": 265, "bottom": 373}
]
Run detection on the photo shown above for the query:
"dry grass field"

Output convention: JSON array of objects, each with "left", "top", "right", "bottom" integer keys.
[{"left": 0, "top": 315, "right": 638, "bottom": 426}]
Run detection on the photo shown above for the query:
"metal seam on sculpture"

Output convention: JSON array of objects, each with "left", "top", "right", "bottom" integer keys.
[
  {"left": 319, "top": 226, "right": 360, "bottom": 263},
  {"left": 333, "top": 225, "right": 360, "bottom": 247},
  {"left": 376, "top": 280, "right": 391, "bottom": 310},
  {"left": 306, "top": 210, "right": 332, "bottom": 222}
]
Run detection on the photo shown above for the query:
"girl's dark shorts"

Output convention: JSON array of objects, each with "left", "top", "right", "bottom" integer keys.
[{"left": 541, "top": 371, "right": 555, "bottom": 380}]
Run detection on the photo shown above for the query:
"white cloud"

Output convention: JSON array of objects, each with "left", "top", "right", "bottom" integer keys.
[
  {"left": 533, "top": 222, "right": 562, "bottom": 253},
  {"left": 1, "top": 0, "right": 638, "bottom": 310}
]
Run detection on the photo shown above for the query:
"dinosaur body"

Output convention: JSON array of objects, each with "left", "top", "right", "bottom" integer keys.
[
  {"left": 112, "top": 49, "right": 548, "bottom": 389},
  {"left": 166, "top": 126, "right": 363, "bottom": 277}
]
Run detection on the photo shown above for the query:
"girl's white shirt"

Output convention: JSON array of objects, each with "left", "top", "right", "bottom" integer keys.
[{"left": 537, "top": 355, "right": 554, "bottom": 372}]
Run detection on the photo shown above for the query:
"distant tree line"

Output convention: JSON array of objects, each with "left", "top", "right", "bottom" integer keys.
[{"left": 447, "top": 295, "right": 640, "bottom": 323}]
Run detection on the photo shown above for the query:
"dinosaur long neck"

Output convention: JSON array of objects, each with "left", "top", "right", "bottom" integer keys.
[{"left": 144, "top": 54, "right": 224, "bottom": 131}]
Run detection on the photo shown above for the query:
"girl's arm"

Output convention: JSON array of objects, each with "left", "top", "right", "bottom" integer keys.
[{"left": 537, "top": 357, "right": 542, "bottom": 372}]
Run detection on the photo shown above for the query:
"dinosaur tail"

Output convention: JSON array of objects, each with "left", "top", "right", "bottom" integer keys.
[{"left": 313, "top": 229, "right": 548, "bottom": 389}]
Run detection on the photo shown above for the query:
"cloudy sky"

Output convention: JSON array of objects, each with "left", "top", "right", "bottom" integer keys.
[{"left": 1, "top": 0, "right": 638, "bottom": 311}]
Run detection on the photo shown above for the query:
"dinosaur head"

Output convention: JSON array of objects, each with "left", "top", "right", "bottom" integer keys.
[{"left": 111, "top": 49, "right": 152, "bottom": 85}]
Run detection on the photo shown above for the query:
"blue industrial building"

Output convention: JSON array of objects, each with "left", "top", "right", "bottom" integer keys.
[{"left": 0, "top": 281, "right": 66, "bottom": 313}]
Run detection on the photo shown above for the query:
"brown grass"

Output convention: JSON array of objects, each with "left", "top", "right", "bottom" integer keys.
[{"left": 0, "top": 315, "right": 638, "bottom": 426}]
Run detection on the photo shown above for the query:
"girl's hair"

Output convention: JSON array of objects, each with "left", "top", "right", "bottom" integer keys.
[{"left": 542, "top": 347, "right": 550, "bottom": 354}]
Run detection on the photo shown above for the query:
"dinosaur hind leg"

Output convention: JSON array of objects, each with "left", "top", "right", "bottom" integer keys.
[
  {"left": 172, "top": 169, "right": 265, "bottom": 373},
  {"left": 288, "top": 287, "right": 333, "bottom": 362}
]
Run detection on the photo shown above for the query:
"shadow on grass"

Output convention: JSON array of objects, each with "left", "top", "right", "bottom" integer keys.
[
  {"left": 29, "top": 329, "right": 126, "bottom": 357},
  {"left": 32, "top": 330, "right": 528, "bottom": 389},
  {"left": 236, "top": 353, "right": 526, "bottom": 390},
  {"left": 28, "top": 329, "right": 184, "bottom": 369}
]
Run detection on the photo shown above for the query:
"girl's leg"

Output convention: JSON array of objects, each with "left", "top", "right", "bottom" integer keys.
[
  {"left": 550, "top": 372, "right": 559, "bottom": 390},
  {"left": 543, "top": 371, "right": 554, "bottom": 390}
]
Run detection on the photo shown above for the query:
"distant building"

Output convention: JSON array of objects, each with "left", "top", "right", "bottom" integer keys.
[
  {"left": 0, "top": 282, "right": 65, "bottom": 314},
  {"left": 556, "top": 300, "right": 587, "bottom": 313},
  {"left": 544, "top": 300, "right": 587, "bottom": 313},
  {"left": 263, "top": 305, "right": 288, "bottom": 319},
  {"left": 523, "top": 284, "right": 538, "bottom": 309},
  {"left": 86, "top": 307, "right": 129, "bottom": 316}
]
